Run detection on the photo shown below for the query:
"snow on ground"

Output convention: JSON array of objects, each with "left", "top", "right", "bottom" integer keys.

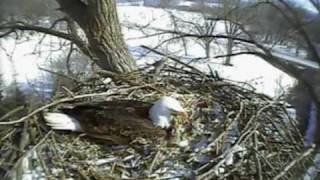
[
  {"left": 177, "top": 1, "right": 222, "bottom": 8},
  {"left": 0, "top": 35, "right": 66, "bottom": 85},
  {"left": 0, "top": 6, "right": 296, "bottom": 97},
  {"left": 0, "top": 38, "right": 41, "bottom": 84},
  {"left": 194, "top": 55, "right": 294, "bottom": 96}
]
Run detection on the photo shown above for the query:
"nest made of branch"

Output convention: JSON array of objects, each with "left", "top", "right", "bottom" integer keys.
[{"left": 0, "top": 62, "right": 312, "bottom": 180}]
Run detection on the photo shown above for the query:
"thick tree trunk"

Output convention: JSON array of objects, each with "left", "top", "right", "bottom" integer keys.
[{"left": 56, "top": 0, "right": 137, "bottom": 73}]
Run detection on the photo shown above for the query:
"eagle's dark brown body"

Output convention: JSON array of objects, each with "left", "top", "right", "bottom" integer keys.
[{"left": 58, "top": 100, "right": 168, "bottom": 144}]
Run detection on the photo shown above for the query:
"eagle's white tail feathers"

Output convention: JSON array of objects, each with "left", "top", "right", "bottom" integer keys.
[{"left": 44, "top": 113, "right": 83, "bottom": 132}]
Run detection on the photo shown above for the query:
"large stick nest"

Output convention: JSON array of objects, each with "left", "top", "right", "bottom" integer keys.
[{"left": 0, "top": 61, "right": 313, "bottom": 180}]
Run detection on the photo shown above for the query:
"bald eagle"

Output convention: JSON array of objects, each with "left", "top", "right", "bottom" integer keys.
[{"left": 44, "top": 97, "right": 189, "bottom": 144}]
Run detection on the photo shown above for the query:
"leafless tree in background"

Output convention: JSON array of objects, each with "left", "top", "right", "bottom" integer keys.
[
  {"left": 125, "top": 0, "right": 320, "bottom": 145},
  {"left": 0, "top": 0, "right": 138, "bottom": 74}
]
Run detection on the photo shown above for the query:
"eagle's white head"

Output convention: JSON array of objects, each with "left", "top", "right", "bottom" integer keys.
[{"left": 149, "top": 96, "right": 187, "bottom": 128}]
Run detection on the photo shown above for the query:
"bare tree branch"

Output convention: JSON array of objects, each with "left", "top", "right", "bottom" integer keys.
[
  {"left": 0, "top": 22, "right": 84, "bottom": 47},
  {"left": 309, "top": 0, "right": 320, "bottom": 13},
  {"left": 263, "top": 0, "right": 320, "bottom": 64}
]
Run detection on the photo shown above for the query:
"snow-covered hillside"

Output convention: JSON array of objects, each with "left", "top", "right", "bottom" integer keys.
[{"left": 0, "top": 6, "right": 296, "bottom": 97}]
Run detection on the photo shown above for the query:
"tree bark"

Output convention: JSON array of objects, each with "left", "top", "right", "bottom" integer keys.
[{"left": 56, "top": 0, "right": 137, "bottom": 73}]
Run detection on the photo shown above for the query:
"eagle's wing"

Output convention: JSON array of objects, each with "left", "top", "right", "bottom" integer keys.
[{"left": 59, "top": 100, "right": 167, "bottom": 144}]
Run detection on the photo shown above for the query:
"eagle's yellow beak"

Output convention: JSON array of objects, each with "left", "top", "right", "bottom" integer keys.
[
  {"left": 177, "top": 111, "right": 188, "bottom": 120},
  {"left": 175, "top": 111, "right": 191, "bottom": 125},
  {"left": 176, "top": 111, "right": 192, "bottom": 134}
]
